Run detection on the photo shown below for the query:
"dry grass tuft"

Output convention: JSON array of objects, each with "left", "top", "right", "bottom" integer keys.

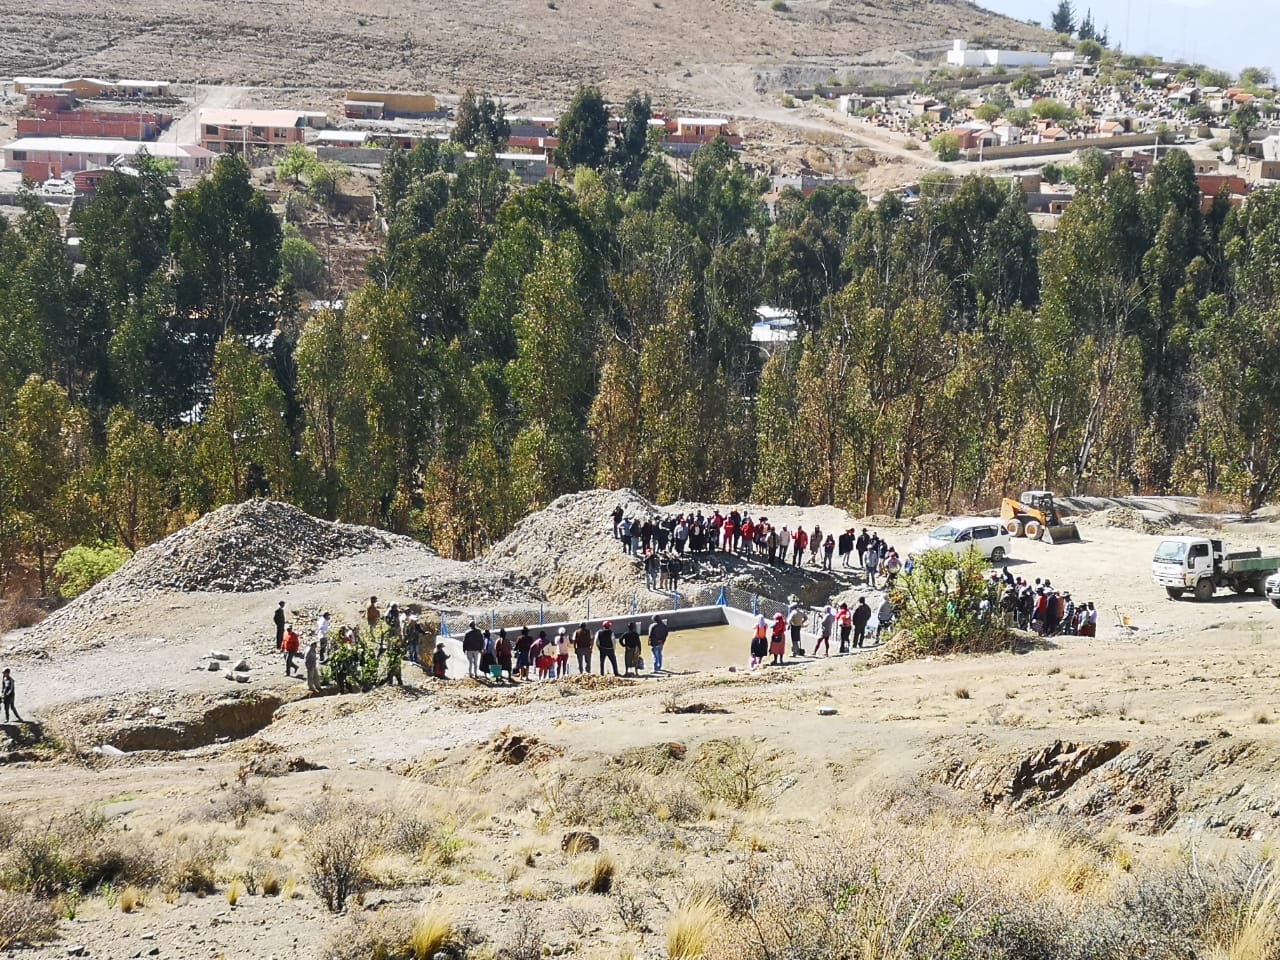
[
  {"left": 119, "top": 884, "right": 142, "bottom": 913},
  {"left": 1210, "top": 867, "right": 1280, "bottom": 960},
  {"left": 580, "top": 853, "right": 616, "bottom": 895},
  {"left": 410, "top": 905, "right": 455, "bottom": 959},
  {"left": 953, "top": 687, "right": 971, "bottom": 699},
  {"left": 667, "top": 895, "right": 723, "bottom": 959}
]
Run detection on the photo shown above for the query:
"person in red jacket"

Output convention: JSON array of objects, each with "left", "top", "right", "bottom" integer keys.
[
  {"left": 282, "top": 624, "right": 301, "bottom": 676},
  {"left": 740, "top": 518, "right": 755, "bottom": 555},
  {"left": 791, "top": 527, "right": 808, "bottom": 564},
  {"left": 769, "top": 613, "right": 787, "bottom": 665},
  {"left": 722, "top": 517, "right": 736, "bottom": 551}
]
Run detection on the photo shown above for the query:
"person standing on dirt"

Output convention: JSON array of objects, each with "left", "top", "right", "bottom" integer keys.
[
  {"left": 852, "top": 597, "right": 872, "bottom": 649},
  {"left": 787, "top": 602, "right": 808, "bottom": 656},
  {"left": 386, "top": 603, "right": 402, "bottom": 638},
  {"left": 669, "top": 553, "right": 683, "bottom": 594},
  {"left": 496, "top": 628, "right": 514, "bottom": 679},
  {"left": 815, "top": 605, "right": 834, "bottom": 657},
  {"left": 462, "top": 619, "right": 484, "bottom": 679},
  {"left": 282, "top": 623, "right": 301, "bottom": 676},
  {"left": 404, "top": 615, "right": 423, "bottom": 663},
  {"left": 644, "top": 549, "right": 660, "bottom": 591},
  {"left": 648, "top": 615, "right": 669, "bottom": 673},
  {"left": 620, "top": 622, "right": 643, "bottom": 677},
  {"left": 596, "top": 620, "right": 620, "bottom": 677},
  {"left": 431, "top": 643, "right": 449, "bottom": 680},
  {"left": 304, "top": 641, "right": 322, "bottom": 694},
  {"left": 572, "top": 622, "right": 593, "bottom": 674},
  {"left": 864, "top": 542, "right": 881, "bottom": 588},
  {"left": 838, "top": 529, "right": 853, "bottom": 568},
  {"left": 856, "top": 529, "right": 870, "bottom": 569},
  {"left": 555, "top": 628, "right": 571, "bottom": 678},
  {"left": 2, "top": 669, "right": 22, "bottom": 723},
  {"left": 769, "top": 613, "right": 787, "bottom": 665},
  {"left": 514, "top": 627, "right": 534, "bottom": 680},
  {"left": 822, "top": 534, "right": 836, "bottom": 570},
  {"left": 875, "top": 595, "right": 895, "bottom": 642},
  {"left": 837, "top": 602, "right": 853, "bottom": 653},
  {"left": 612, "top": 505, "right": 624, "bottom": 539},
  {"left": 317, "top": 611, "right": 332, "bottom": 663},
  {"left": 365, "top": 596, "right": 381, "bottom": 629},
  {"left": 273, "top": 600, "right": 286, "bottom": 650}
]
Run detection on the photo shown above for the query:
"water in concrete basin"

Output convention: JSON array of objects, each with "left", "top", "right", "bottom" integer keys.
[{"left": 647, "top": 623, "right": 754, "bottom": 674}]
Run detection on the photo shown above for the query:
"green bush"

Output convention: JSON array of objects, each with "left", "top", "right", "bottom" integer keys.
[
  {"left": 52, "top": 542, "right": 131, "bottom": 599},
  {"left": 883, "top": 548, "right": 1014, "bottom": 660},
  {"left": 930, "top": 133, "right": 961, "bottom": 161},
  {"left": 770, "top": 0, "right": 790, "bottom": 10},
  {"left": 280, "top": 226, "right": 325, "bottom": 291}
]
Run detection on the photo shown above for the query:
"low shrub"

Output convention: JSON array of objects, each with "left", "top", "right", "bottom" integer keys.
[
  {"left": 883, "top": 549, "right": 1016, "bottom": 662},
  {"left": 160, "top": 838, "right": 222, "bottom": 895},
  {"left": 0, "top": 891, "right": 58, "bottom": 949},
  {"left": 691, "top": 738, "right": 780, "bottom": 809},
  {"left": 305, "top": 806, "right": 379, "bottom": 912}
]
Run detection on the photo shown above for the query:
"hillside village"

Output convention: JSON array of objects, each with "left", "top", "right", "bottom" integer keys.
[{"left": 0, "top": 41, "right": 1277, "bottom": 303}]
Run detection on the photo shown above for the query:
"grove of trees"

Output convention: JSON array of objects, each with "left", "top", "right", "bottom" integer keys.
[{"left": 1, "top": 114, "right": 1278, "bottom": 596}]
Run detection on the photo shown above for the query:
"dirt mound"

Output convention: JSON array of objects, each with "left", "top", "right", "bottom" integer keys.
[
  {"left": 1095, "top": 506, "right": 1170, "bottom": 535},
  {"left": 96, "top": 500, "right": 430, "bottom": 595},
  {"left": 485, "top": 488, "right": 658, "bottom": 607}
]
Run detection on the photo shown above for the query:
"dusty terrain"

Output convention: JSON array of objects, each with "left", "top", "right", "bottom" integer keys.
[
  {"left": 3, "top": 492, "right": 1280, "bottom": 957},
  {"left": 2, "top": 0, "right": 1050, "bottom": 105}
]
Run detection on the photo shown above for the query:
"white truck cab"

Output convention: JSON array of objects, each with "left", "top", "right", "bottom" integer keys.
[{"left": 1152, "top": 535, "right": 1280, "bottom": 602}]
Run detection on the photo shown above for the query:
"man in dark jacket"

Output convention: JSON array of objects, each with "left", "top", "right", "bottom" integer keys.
[
  {"left": 596, "top": 621, "right": 620, "bottom": 676},
  {"left": 462, "top": 619, "right": 485, "bottom": 678},
  {"left": 838, "top": 530, "right": 854, "bottom": 568},
  {"left": 856, "top": 530, "right": 870, "bottom": 569},
  {"left": 573, "top": 623, "right": 593, "bottom": 674},
  {"left": 273, "top": 600, "right": 286, "bottom": 650},
  {"left": 648, "top": 615, "right": 669, "bottom": 673},
  {"left": 620, "top": 622, "right": 643, "bottom": 676},
  {"left": 852, "top": 597, "right": 873, "bottom": 649}
]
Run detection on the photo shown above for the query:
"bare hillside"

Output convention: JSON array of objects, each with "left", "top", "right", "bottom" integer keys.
[{"left": 3, "top": 0, "right": 1051, "bottom": 105}]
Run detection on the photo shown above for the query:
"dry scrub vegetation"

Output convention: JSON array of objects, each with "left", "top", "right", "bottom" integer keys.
[{"left": 1, "top": 733, "right": 1278, "bottom": 959}]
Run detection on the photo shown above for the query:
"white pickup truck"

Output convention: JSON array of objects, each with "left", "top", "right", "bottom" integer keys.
[
  {"left": 1266, "top": 571, "right": 1280, "bottom": 609},
  {"left": 1152, "top": 535, "right": 1280, "bottom": 601}
]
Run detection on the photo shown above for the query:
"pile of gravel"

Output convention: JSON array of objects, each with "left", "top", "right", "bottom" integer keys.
[
  {"left": 91, "top": 499, "right": 436, "bottom": 596},
  {"left": 486, "top": 488, "right": 659, "bottom": 606}
]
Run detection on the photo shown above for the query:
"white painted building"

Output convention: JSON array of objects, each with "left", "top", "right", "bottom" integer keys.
[{"left": 946, "top": 40, "right": 1053, "bottom": 69}]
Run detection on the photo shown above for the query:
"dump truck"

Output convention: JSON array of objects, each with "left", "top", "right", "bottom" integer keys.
[
  {"left": 1000, "top": 490, "right": 1081, "bottom": 544},
  {"left": 1152, "top": 535, "right": 1280, "bottom": 601}
]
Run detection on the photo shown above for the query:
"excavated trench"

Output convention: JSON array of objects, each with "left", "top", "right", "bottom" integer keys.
[{"left": 105, "top": 694, "right": 287, "bottom": 752}]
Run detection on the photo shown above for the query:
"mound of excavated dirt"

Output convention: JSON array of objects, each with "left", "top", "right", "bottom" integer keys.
[
  {"left": 485, "top": 488, "right": 658, "bottom": 608},
  {"left": 102, "top": 500, "right": 432, "bottom": 595}
]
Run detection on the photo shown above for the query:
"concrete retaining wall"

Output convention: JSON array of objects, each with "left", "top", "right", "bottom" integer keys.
[{"left": 963, "top": 132, "right": 1158, "bottom": 162}]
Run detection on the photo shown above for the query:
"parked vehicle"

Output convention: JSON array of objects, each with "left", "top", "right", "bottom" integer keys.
[
  {"left": 1265, "top": 571, "right": 1280, "bottom": 609},
  {"left": 909, "top": 517, "right": 1010, "bottom": 562},
  {"left": 1151, "top": 536, "right": 1280, "bottom": 601}
]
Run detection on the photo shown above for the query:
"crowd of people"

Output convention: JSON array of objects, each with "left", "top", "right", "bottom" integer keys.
[
  {"left": 990, "top": 574, "right": 1098, "bottom": 636},
  {"left": 266, "top": 522, "right": 1097, "bottom": 692},
  {"left": 274, "top": 594, "right": 449, "bottom": 693},
  {"left": 612, "top": 506, "right": 906, "bottom": 590}
]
